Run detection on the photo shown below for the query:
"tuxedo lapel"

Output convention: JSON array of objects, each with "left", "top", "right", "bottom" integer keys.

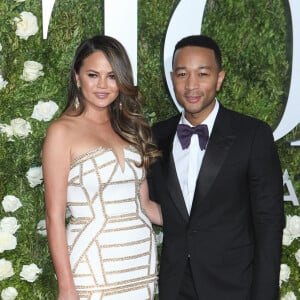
[
  {"left": 164, "top": 154, "right": 189, "bottom": 222},
  {"left": 157, "top": 115, "right": 189, "bottom": 222},
  {"left": 190, "top": 107, "right": 236, "bottom": 213},
  {"left": 154, "top": 109, "right": 236, "bottom": 221}
]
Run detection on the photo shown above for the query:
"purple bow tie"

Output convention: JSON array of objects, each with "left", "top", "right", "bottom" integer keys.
[{"left": 177, "top": 123, "right": 209, "bottom": 150}]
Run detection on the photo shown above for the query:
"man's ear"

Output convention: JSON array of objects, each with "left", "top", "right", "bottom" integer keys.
[{"left": 216, "top": 70, "right": 225, "bottom": 92}]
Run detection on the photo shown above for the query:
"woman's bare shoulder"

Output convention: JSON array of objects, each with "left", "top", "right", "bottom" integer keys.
[
  {"left": 44, "top": 115, "right": 80, "bottom": 148},
  {"left": 46, "top": 114, "right": 77, "bottom": 135}
]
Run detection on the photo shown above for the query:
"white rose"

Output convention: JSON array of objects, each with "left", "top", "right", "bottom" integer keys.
[
  {"left": 0, "top": 43, "right": 2, "bottom": 51},
  {"left": 26, "top": 166, "right": 43, "bottom": 188},
  {"left": 31, "top": 100, "right": 59, "bottom": 121},
  {"left": 295, "top": 249, "right": 300, "bottom": 266},
  {"left": 281, "top": 291, "right": 297, "bottom": 300},
  {"left": 279, "top": 264, "right": 291, "bottom": 286},
  {"left": 1, "top": 195, "right": 22, "bottom": 213},
  {"left": 0, "top": 75, "right": 8, "bottom": 90},
  {"left": 20, "top": 61, "right": 44, "bottom": 82},
  {"left": 0, "top": 232, "right": 17, "bottom": 253},
  {"left": 20, "top": 263, "right": 42, "bottom": 282},
  {"left": 0, "top": 259, "right": 14, "bottom": 281},
  {"left": 14, "top": 11, "right": 38, "bottom": 40},
  {"left": 0, "top": 217, "right": 20, "bottom": 235},
  {"left": 282, "top": 228, "right": 294, "bottom": 246},
  {"left": 0, "top": 124, "right": 13, "bottom": 140},
  {"left": 10, "top": 118, "right": 32, "bottom": 139},
  {"left": 286, "top": 215, "right": 300, "bottom": 239},
  {"left": 36, "top": 220, "right": 47, "bottom": 236},
  {"left": 1, "top": 287, "right": 18, "bottom": 300}
]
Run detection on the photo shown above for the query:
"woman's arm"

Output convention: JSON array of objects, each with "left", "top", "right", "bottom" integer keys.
[
  {"left": 42, "top": 121, "right": 78, "bottom": 300},
  {"left": 140, "top": 179, "right": 163, "bottom": 226}
]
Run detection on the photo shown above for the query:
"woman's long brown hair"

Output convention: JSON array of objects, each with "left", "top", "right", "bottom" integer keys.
[{"left": 63, "top": 35, "right": 160, "bottom": 170}]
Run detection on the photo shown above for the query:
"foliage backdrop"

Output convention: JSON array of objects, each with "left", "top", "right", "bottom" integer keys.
[{"left": 0, "top": 0, "right": 299, "bottom": 299}]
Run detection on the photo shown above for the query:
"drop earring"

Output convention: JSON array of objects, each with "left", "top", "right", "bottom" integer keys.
[
  {"left": 74, "top": 97, "right": 80, "bottom": 109},
  {"left": 74, "top": 81, "right": 81, "bottom": 109}
]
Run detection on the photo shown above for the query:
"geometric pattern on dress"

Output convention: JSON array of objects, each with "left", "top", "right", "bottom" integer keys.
[{"left": 66, "top": 145, "right": 157, "bottom": 299}]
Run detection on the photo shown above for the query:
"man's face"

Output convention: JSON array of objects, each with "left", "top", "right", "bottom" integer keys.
[{"left": 171, "top": 46, "right": 225, "bottom": 125}]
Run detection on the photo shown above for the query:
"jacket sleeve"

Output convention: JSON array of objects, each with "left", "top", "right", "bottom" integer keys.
[{"left": 248, "top": 122, "right": 284, "bottom": 300}]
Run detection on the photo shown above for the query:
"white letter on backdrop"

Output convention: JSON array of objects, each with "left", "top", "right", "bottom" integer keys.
[
  {"left": 283, "top": 170, "right": 299, "bottom": 206},
  {"left": 163, "top": 0, "right": 207, "bottom": 112},
  {"left": 42, "top": 0, "right": 138, "bottom": 84},
  {"left": 273, "top": 0, "right": 300, "bottom": 144},
  {"left": 164, "top": 0, "right": 300, "bottom": 144},
  {"left": 104, "top": 0, "right": 138, "bottom": 85},
  {"left": 42, "top": 0, "right": 55, "bottom": 39}
]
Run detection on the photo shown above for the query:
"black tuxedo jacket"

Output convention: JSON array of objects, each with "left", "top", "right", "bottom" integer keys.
[{"left": 148, "top": 105, "right": 284, "bottom": 300}]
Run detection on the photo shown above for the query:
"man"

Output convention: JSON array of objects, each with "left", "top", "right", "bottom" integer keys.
[{"left": 148, "top": 35, "right": 284, "bottom": 300}]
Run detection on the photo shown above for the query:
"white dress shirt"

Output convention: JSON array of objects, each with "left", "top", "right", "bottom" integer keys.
[{"left": 172, "top": 100, "right": 219, "bottom": 214}]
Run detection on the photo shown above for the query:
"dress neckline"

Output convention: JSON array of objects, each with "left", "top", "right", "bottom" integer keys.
[{"left": 70, "top": 144, "right": 136, "bottom": 172}]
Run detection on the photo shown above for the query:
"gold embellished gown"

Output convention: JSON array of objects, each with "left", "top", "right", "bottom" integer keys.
[{"left": 66, "top": 145, "right": 157, "bottom": 299}]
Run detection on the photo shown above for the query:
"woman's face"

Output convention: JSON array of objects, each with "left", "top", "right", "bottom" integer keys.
[{"left": 75, "top": 51, "right": 119, "bottom": 111}]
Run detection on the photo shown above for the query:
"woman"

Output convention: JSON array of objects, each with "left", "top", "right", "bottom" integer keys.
[{"left": 42, "top": 35, "right": 162, "bottom": 300}]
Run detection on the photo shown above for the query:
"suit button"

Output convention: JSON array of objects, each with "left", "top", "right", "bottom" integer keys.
[{"left": 187, "top": 254, "right": 191, "bottom": 258}]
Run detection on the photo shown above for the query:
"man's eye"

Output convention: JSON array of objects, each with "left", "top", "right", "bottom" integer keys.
[
  {"left": 177, "top": 72, "right": 186, "bottom": 77},
  {"left": 200, "top": 73, "right": 208, "bottom": 77}
]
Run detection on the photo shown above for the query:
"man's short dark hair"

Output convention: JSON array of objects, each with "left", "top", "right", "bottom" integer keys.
[{"left": 172, "top": 35, "right": 222, "bottom": 69}]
